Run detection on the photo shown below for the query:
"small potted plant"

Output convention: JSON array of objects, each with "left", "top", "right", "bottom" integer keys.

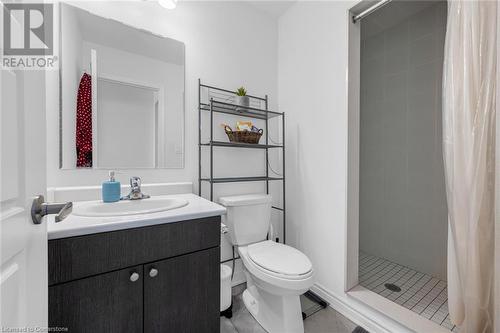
[{"left": 235, "top": 86, "right": 250, "bottom": 110}]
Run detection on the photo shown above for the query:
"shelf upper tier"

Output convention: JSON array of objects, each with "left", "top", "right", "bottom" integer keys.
[
  {"left": 200, "top": 100, "right": 283, "bottom": 120},
  {"left": 200, "top": 141, "right": 283, "bottom": 149}
]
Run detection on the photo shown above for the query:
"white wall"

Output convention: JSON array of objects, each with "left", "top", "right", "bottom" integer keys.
[
  {"left": 359, "top": 3, "right": 448, "bottom": 280},
  {"left": 47, "top": 1, "right": 281, "bottom": 276},
  {"left": 60, "top": 4, "right": 83, "bottom": 168},
  {"left": 278, "top": 0, "right": 349, "bottom": 294},
  {"left": 278, "top": 2, "right": 416, "bottom": 332}
]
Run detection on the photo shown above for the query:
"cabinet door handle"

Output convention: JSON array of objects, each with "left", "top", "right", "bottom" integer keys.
[
  {"left": 149, "top": 268, "right": 158, "bottom": 278},
  {"left": 130, "top": 272, "right": 140, "bottom": 282}
]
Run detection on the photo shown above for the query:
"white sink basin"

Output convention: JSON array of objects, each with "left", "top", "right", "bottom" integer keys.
[{"left": 72, "top": 197, "right": 189, "bottom": 217}]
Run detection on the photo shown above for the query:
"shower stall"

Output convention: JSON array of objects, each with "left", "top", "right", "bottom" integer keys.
[{"left": 356, "top": 1, "right": 455, "bottom": 331}]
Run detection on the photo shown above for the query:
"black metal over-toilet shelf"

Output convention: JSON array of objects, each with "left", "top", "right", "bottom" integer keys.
[{"left": 198, "top": 79, "right": 286, "bottom": 243}]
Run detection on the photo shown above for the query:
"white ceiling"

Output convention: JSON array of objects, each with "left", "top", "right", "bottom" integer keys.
[{"left": 245, "top": 1, "right": 295, "bottom": 19}]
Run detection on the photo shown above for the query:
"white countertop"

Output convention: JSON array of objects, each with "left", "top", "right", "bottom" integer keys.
[{"left": 47, "top": 194, "right": 226, "bottom": 240}]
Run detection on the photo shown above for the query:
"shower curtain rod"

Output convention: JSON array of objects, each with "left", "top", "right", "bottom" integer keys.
[{"left": 352, "top": 0, "right": 392, "bottom": 23}]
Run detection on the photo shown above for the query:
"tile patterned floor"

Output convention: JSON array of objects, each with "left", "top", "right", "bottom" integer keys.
[
  {"left": 359, "top": 252, "right": 459, "bottom": 332},
  {"left": 221, "top": 284, "right": 359, "bottom": 333}
]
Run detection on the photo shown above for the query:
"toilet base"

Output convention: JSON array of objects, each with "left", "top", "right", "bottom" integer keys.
[{"left": 242, "top": 284, "right": 304, "bottom": 333}]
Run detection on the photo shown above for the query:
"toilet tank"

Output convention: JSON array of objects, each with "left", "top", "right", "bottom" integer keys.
[{"left": 219, "top": 194, "right": 272, "bottom": 246}]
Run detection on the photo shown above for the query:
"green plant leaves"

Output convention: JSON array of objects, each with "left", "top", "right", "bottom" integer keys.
[{"left": 236, "top": 86, "right": 247, "bottom": 96}]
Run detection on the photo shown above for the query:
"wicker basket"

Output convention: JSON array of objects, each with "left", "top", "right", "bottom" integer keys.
[{"left": 224, "top": 125, "right": 263, "bottom": 144}]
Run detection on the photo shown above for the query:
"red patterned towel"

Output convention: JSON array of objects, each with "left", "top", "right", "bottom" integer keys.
[{"left": 76, "top": 73, "right": 92, "bottom": 167}]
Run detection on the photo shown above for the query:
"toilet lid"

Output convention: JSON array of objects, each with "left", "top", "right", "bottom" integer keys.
[{"left": 247, "top": 241, "right": 312, "bottom": 276}]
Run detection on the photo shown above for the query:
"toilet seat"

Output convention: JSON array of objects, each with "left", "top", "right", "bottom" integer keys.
[{"left": 247, "top": 240, "right": 312, "bottom": 278}]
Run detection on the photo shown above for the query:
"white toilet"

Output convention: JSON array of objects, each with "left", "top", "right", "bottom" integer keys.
[{"left": 220, "top": 194, "right": 314, "bottom": 333}]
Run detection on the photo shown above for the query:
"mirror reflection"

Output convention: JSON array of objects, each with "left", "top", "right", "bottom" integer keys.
[{"left": 59, "top": 4, "right": 185, "bottom": 169}]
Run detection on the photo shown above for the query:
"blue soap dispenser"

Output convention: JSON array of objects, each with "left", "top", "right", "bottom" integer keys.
[{"left": 102, "top": 171, "right": 121, "bottom": 203}]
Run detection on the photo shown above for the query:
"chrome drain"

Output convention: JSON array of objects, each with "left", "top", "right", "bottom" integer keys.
[{"left": 384, "top": 283, "right": 401, "bottom": 292}]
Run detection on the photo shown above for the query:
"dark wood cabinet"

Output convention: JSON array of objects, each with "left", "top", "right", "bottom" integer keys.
[
  {"left": 48, "top": 217, "right": 221, "bottom": 333},
  {"left": 144, "top": 247, "right": 220, "bottom": 333},
  {"left": 49, "top": 265, "right": 143, "bottom": 333}
]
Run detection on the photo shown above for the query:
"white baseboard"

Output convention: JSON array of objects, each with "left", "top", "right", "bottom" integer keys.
[
  {"left": 347, "top": 285, "right": 451, "bottom": 333},
  {"left": 310, "top": 284, "right": 412, "bottom": 333}
]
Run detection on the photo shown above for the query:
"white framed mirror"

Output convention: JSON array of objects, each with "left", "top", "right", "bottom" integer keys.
[{"left": 59, "top": 3, "right": 185, "bottom": 169}]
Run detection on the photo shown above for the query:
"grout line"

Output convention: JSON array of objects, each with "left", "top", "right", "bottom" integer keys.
[
  {"left": 359, "top": 253, "right": 377, "bottom": 265},
  {"left": 440, "top": 313, "right": 450, "bottom": 326},
  {"left": 380, "top": 268, "right": 411, "bottom": 293},
  {"left": 386, "top": 269, "right": 418, "bottom": 296},
  {"left": 360, "top": 256, "right": 386, "bottom": 272},
  {"left": 418, "top": 285, "right": 447, "bottom": 316},
  {"left": 370, "top": 265, "right": 406, "bottom": 290},
  {"left": 359, "top": 253, "right": 453, "bottom": 331},
  {"left": 386, "top": 268, "right": 420, "bottom": 298},
  {"left": 359, "top": 260, "right": 394, "bottom": 282},
  {"left": 398, "top": 272, "right": 426, "bottom": 294},
  {"left": 361, "top": 263, "right": 397, "bottom": 285},
  {"left": 408, "top": 278, "right": 440, "bottom": 311},
  {"left": 359, "top": 257, "right": 387, "bottom": 276},
  {"left": 393, "top": 274, "right": 429, "bottom": 303},
  {"left": 359, "top": 256, "right": 373, "bottom": 266},
  {"left": 432, "top": 295, "right": 450, "bottom": 324}
]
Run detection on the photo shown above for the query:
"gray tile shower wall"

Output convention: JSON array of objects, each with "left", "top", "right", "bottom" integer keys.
[{"left": 359, "top": 1, "right": 448, "bottom": 280}]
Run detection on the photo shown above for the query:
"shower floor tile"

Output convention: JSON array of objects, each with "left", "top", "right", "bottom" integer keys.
[{"left": 359, "top": 252, "right": 459, "bottom": 332}]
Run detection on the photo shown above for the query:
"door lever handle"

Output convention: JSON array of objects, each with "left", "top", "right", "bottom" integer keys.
[{"left": 31, "top": 195, "right": 73, "bottom": 224}]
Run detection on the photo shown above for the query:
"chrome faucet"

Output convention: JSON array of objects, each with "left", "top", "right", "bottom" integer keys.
[{"left": 122, "top": 177, "right": 150, "bottom": 200}]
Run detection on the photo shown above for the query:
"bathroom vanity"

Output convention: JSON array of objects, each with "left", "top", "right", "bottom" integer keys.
[{"left": 47, "top": 194, "right": 224, "bottom": 333}]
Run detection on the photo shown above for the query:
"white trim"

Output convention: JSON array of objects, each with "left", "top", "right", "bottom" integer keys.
[
  {"left": 348, "top": 285, "right": 452, "bottom": 333},
  {"left": 97, "top": 72, "right": 162, "bottom": 92},
  {"left": 312, "top": 284, "right": 452, "bottom": 333},
  {"left": 90, "top": 49, "right": 98, "bottom": 168},
  {"left": 495, "top": 3, "right": 500, "bottom": 331},
  {"left": 311, "top": 284, "right": 410, "bottom": 333},
  {"left": 0, "top": 207, "right": 25, "bottom": 220},
  {"left": 345, "top": 5, "right": 361, "bottom": 292}
]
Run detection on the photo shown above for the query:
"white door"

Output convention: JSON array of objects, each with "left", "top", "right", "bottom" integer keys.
[{"left": 0, "top": 68, "right": 48, "bottom": 327}]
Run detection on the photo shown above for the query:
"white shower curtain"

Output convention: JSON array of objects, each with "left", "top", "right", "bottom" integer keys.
[{"left": 443, "top": 1, "right": 496, "bottom": 332}]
